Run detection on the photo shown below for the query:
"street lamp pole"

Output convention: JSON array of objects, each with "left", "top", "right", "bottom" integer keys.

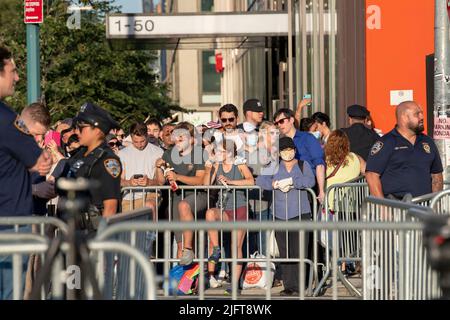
[{"left": 433, "top": 0, "right": 450, "bottom": 181}]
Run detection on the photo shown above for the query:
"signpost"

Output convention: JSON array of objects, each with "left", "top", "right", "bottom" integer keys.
[{"left": 24, "top": 0, "right": 43, "bottom": 104}]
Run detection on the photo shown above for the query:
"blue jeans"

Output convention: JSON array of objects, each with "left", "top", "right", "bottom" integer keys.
[
  {"left": 0, "top": 226, "right": 31, "bottom": 300},
  {"left": 256, "top": 209, "right": 272, "bottom": 254}
]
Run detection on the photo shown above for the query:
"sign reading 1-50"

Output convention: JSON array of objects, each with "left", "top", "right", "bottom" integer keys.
[{"left": 114, "top": 19, "right": 155, "bottom": 32}]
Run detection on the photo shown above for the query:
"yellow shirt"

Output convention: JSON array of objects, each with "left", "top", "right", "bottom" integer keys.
[{"left": 325, "top": 153, "right": 361, "bottom": 212}]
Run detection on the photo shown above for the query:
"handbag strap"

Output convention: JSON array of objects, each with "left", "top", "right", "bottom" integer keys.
[{"left": 326, "top": 158, "right": 345, "bottom": 180}]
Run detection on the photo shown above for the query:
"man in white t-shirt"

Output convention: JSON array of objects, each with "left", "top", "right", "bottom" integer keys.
[{"left": 119, "top": 122, "right": 163, "bottom": 213}]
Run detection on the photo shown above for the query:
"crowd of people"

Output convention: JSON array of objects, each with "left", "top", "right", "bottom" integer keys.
[{"left": 0, "top": 45, "right": 444, "bottom": 299}]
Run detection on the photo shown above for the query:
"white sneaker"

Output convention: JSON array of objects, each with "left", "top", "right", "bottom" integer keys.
[{"left": 209, "top": 276, "right": 222, "bottom": 289}]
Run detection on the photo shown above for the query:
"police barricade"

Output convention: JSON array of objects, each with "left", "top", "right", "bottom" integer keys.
[
  {"left": 0, "top": 233, "right": 156, "bottom": 300},
  {"left": 0, "top": 233, "right": 50, "bottom": 300},
  {"left": 362, "top": 197, "right": 441, "bottom": 300},
  {"left": 314, "top": 178, "right": 369, "bottom": 297},
  {"left": 93, "top": 220, "right": 435, "bottom": 300},
  {"left": 0, "top": 216, "right": 69, "bottom": 236},
  {"left": 430, "top": 190, "right": 450, "bottom": 215},
  {"left": 110, "top": 186, "right": 317, "bottom": 296},
  {"left": 96, "top": 207, "right": 153, "bottom": 300}
]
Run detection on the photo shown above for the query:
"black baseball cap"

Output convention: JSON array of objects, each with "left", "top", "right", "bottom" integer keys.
[
  {"left": 279, "top": 136, "right": 296, "bottom": 151},
  {"left": 74, "top": 102, "right": 119, "bottom": 135},
  {"left": 243, "top": 99, "right": 264, "bottom": 113},
  {"left": 347, "top": 104, "right": 370, "bottom": 118}
]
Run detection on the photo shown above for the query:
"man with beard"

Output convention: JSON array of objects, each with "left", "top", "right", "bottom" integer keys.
[{"left": 366, "top": 101, "right": 443, "bottom": 199}]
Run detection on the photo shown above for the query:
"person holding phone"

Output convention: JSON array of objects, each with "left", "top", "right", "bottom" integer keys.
[{"left": 119, "top": 122, "right": 163, "bottom": 213}]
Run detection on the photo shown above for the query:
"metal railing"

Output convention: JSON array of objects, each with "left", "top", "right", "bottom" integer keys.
[
  {"left": 430, "top": 189, "right": 450, "bottom": 214},
  {"left": 92, "top": 220, "right": 435, "bottom": 300},
  {"left": 362, "top": 197, "right": 441, "bottom": 300},
  {"left": 315, "top": 179, "right": 369, "bottom": 297}
]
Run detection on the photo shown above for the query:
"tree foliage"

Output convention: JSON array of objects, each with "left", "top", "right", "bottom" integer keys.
[{"left": 0, "top": 0, "right": 180, "bottom": 129}]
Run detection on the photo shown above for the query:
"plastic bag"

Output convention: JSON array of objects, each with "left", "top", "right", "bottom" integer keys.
[{"left": 241, "top": 252, "right": 275, "bottom": 290}]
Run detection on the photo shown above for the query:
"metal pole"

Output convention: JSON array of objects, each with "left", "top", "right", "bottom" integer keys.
[
  {"left": 434, "top": 0, "right": 450, "bottom": 181},
  {"left": 288, "top": 0, "right": 294, "bottom": 109},
  {"left": 26, "top": 24, "right": 41, "bottom": 104}
]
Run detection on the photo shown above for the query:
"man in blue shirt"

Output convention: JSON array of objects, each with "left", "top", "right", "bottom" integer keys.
[
  {"left": 274, "top": 108, "right": 326, "bottom": 202},
  {"left": 366, "top": 101, "right": 443, "bottom": 199},
  {"left": 0, "top": 46, "right": 53, "bottom": 300}
]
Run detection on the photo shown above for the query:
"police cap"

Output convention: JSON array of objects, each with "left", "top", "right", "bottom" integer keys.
[
  {"left": 347, "top": 104, "right": 370, "bottom": 119},
  {"left": 74, "top": 102, "right": 119, "bottom": 135}
]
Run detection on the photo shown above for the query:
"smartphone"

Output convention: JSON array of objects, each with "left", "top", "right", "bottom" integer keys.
[
  {"left": 44, "top": 130, "right": 61, "bottom": 147},
  {"left": 302, "top": 94, "right": 312, "bottom": 106},
  {"left": 133, "top": 174, "right": 144, "bottom": 179}
]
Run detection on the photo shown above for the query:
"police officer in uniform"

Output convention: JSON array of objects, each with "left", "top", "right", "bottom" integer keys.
[
  {"left": 366, "top": 101, "right": 444, "bottom": 199},
  {"left": 341, "top": 104, "right": 380, "bottom": 161},
  {"left": 61, "top": 102, "right": 122, "bottom": 231}
]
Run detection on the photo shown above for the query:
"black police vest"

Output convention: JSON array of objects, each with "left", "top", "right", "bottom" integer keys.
[{"left": 67, "top": 147, "right": 106, "bottom": 179}]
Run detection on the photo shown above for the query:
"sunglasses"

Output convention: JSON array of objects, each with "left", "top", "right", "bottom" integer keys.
[
  {"left": 275, "top": 118, "right": 290, "bottom": 126},
  {"left": 108, "top": 142, "right": 119, "bottom": 147},
  {"left": 220, "top": 117, "right": 235, "bottom": 123},
  {"left": 116, "top": 134, "right": 125, "bottom": 139}
]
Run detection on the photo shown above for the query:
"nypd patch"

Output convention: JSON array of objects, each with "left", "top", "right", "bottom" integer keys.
[
  {"left": 104, "top": 159, "right": 121, "bottom": 178},
  {"left": 422, "top": 143, "right": 431, "bottom": 154},
  {"left": 14, "top": 117, "right": 31, "bottom": 135},
  {"left": 371, "top": 141, "right": 384, "bottom": 156}
]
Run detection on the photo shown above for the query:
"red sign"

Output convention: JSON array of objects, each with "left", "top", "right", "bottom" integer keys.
[
  {"left": 24, "top": 0, "right": 43, "bottom": 24},
  {"left": 447, "top": 0, "right": 450, "bottom": 21}
]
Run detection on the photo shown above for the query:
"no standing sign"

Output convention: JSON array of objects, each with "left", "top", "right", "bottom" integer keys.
[{"left": 24, "top": 0, "right": 43, "bottom": 24}]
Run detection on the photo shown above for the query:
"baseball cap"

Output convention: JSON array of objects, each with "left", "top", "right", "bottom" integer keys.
[
  {"left": 279, "top": 136, "right": 296, "bottom": 151},
  {"left": 243, "top": 99, "right": 264, "bottom": 113}
]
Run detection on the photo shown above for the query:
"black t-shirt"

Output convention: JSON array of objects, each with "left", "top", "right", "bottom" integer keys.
[{"left": 162, "top": 146, "right": 206, "bottom": 186}]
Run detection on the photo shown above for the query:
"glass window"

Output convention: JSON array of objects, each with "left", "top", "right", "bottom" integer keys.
[
  {"left": 201, "top": 51, "right": 221, "bottom": 105},
  {"left": 201, "top": 0, "right": 214, "bottom": 12}
]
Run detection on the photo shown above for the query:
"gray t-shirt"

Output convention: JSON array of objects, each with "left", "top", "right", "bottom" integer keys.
[{"left": 162, "top": 146, "right": 206, "bottom": 186}]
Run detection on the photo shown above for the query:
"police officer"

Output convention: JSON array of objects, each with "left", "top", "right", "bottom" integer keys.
[
  {"left": 0, "top": 46, "right": 53, "bottom": 300},
  {"left": 341, "top": 104, "right": 380, "bottom": 161},
  {"left": 366, "top": 101, "right": 444, "bottom": 199},
  {"left": 62, "top": 102, "right": 122, "bottom": 230}
]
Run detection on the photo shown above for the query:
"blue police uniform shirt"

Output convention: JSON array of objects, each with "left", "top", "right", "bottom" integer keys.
[
  {"left": 292, "top": 130, "right": 325, "bottom": 173},
  {"left": 366, "top": 127, "right": 443, "bottom": 198},
  {"left": 0, "top": 101, "right": 42, "bottom": 217}
]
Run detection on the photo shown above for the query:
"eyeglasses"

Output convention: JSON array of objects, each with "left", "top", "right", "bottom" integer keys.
[
  {"left": 275, "top": 118, "right": 290, "bottom": 126},
  {"left": 220, "top": 117, "right": 235, "bottom": 123},
  {"left": 269, "top": 131, "right": 280, "bottom": 136}
]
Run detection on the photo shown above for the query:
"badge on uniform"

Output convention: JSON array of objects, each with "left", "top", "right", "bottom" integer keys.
[
  {"left": 371, "top": 141, "right": 384, "bottom": 156},
  {"left": 14, "top": 117, "right": 31, "bottom": 135},
  {"left": 422, "top": 143, "right": 431, "bottom": 154},
  {"left": 104, "top": 159, "right": 121, "bottom": 178}
]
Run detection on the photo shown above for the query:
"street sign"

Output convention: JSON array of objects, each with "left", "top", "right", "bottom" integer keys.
[{"left": 24, "top": 0, "right": 43, "bottom": 24}]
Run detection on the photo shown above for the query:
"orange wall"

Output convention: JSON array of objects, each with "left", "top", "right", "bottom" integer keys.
[{"left": 366, "top": 0, "right": 434, "bottom": 133}]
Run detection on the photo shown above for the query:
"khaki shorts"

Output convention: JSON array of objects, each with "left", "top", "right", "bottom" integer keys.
[{"left": 121, "top": 192, "right": 160, "bottom": 213}]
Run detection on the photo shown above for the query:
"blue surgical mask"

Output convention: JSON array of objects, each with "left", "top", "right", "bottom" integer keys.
[{"left": 312, "top": 131, "right": 322, "bottom": 140}]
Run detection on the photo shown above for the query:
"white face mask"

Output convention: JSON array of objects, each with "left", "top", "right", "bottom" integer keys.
[
  {"left": 247, "top": 133, "right": 258, "bottom": 147},
  {"left": 280, "top": 149, "right": 296, "bottom": 161},
  {"left": 312, "top": 131, "right": 322, "bottom": 140}
]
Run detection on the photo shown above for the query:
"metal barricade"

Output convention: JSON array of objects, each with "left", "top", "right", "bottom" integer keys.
[
  {"left": 430, "top": 190, "right": 450, "bottom": 214},
  {"left": 116, "top": 186, "right": 317, "bottom": 296},
  {"left": 314, "top": 180, "right": 369, "bottom": 297},
  {"left": 93, "top": 220, "right": 438, "bottom": 300},
  {"left": 0, "top": 216, "right": 69, "bottom": 236},
  {"left": 362, "top": 197, "right": 441, "bottom": 300},
  {"left": 0, "top": 233, "right": 50, "bottom": 300}
]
